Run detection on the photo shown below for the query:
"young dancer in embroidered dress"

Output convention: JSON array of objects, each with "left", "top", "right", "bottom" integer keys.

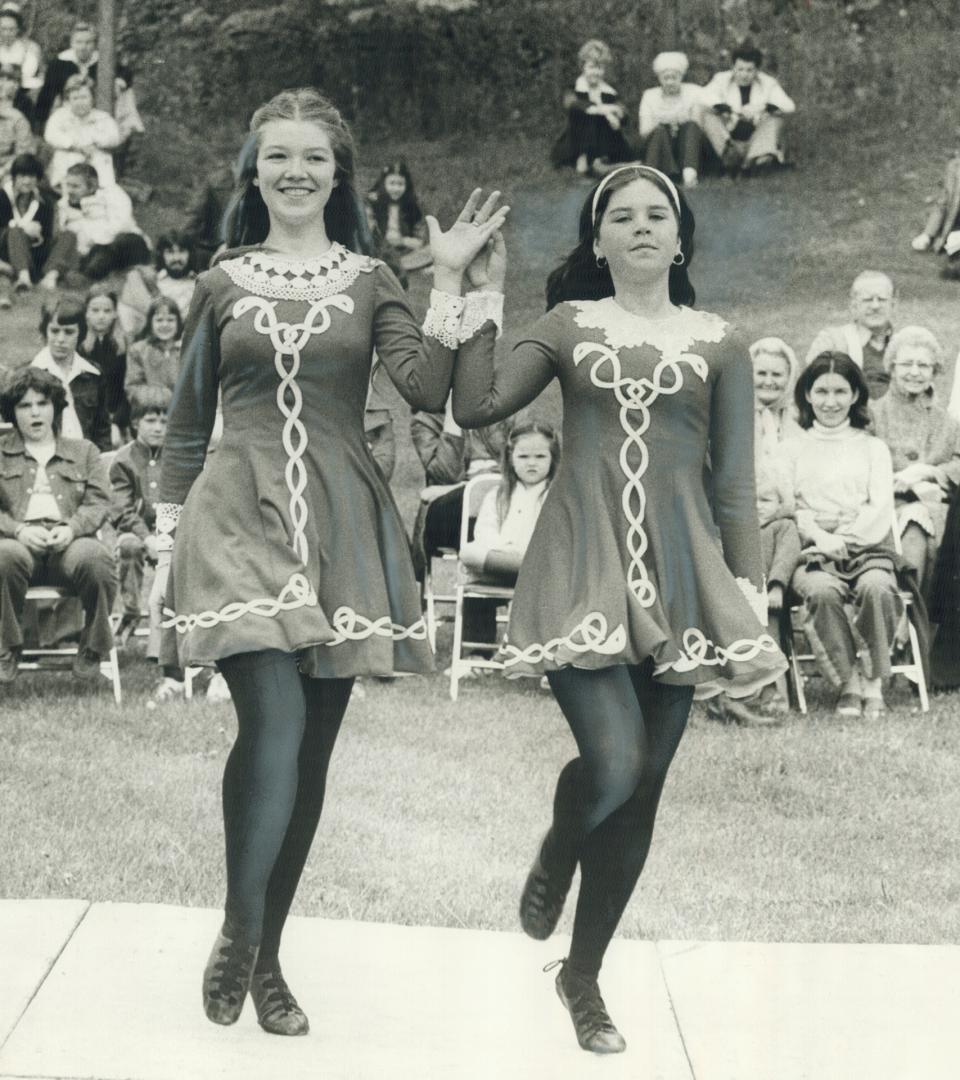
[
  {"left": 451, "top": 163, "right": 786, "bottom": 1054},
  {"left": 151, "top": 88, "right": 508, "bottom": 1037}
]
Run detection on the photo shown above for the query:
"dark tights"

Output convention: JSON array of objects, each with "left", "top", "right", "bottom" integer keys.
[
  {"left": 217, "top": 649, "right": 353, "bottom": 973},
  {"left": 543, "top": 662, "right": 693, "bottom": 977}
]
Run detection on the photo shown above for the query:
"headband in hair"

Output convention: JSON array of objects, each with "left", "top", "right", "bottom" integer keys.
[{"left": 590, "top": 165, "right": 681, "bottom": 226}]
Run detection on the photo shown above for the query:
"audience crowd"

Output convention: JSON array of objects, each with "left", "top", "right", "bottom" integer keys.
[{"left": 0, "top": 21, "right": 957, "bottom": 720}]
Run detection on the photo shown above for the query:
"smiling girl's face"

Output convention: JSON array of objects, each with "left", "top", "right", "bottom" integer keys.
[
  {"left": 255, "top": 119, "right": 338, "bottom": 230},
  {"left": 151, "top": 307, "right": 179, "bottom": 343},
  {"left": 806, "top": 370, "right": 857, "bottom": 427}
]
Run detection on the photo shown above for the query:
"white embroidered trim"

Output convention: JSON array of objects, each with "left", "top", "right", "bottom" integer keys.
[
  {"left": 327, "top": 606, "right": 428, "bottom": 645},
  {"left": 572, "top": 338, "right": 710, "bottom": 608},
  {"left": 654, "top": 628, "right": 781, "bottom": 674},
  {"left": 736, "top": 575, "right": 768, "bottom": 626},
  {"left": 500, "top": 612, "right": 626, "bottom": 667},
  {"left": 423, "top": 289, "right": 465, "bottom": 349},
  {"left": 163, "top": 571, "right": 318, "bottom": 632},
  {"left": 155, "top": 502, "right": 182, "bottom": 551},
  {"left": 234, "top": 294, "right": 352, "bottom": 562},
  {"left": 460, "top": 291, "right": 504, "bottom": 342},
  {"left": 571, "top": 298, "right": 727, "bottom": 354},
  {"left": 219, "top": 245, "right": 378, "bottom": 302}
]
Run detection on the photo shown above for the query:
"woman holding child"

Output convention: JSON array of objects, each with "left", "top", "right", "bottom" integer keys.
[
  {"left": 153, "top": 88, "right": 508, "bottom": 1036},
  {"left": 451, "top": 163, "right": 786, "bottom": 1053}
]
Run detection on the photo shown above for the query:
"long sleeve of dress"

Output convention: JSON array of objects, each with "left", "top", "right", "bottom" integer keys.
[
  {"left": 709, "top": 337, "right": 765, "bottom": 591},
  {"left": 452, "top": 303, "right": 558, "bottom": 427},
  {"left": 836, "top": 437, "right": 894, "bottom": 547},
  {"left": 157, "top": 278, "right": 220, "bottom": 514},
  {"left": 372, "top": 265, "right": 457, "bottom": 413}
]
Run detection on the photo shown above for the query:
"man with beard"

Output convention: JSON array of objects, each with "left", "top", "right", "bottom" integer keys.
[{"left": 117, "top": 229, "right": 197, "bottom": 336}]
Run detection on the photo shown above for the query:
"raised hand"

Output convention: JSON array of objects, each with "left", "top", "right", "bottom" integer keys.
[{"left": 425, "top": 189, "right": 510, "bottom": 292}]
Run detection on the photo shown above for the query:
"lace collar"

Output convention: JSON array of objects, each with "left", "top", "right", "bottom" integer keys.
[
  {"left": 570, "top": 297, "right": 727, "bottom": 354},
  {"left": 218, "top": 243, "right": 379, "bottom": 302}
]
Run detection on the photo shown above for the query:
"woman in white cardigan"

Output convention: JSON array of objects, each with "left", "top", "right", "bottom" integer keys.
[
  {"left": 44, "top": 74, "right": 120, "bottom": 190},
  {"left": 777, "top": 351, "right": 901, "bottom": 719},
  {"left": 637, "top": 51, "right": 705, "bottom": 188}
]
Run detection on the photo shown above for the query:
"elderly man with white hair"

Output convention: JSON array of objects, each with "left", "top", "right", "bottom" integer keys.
[
  {"left": 805, "top": 270, "right": 897, "bottom": 400},
  {"left": 637, "top": 51, "right": 705, "bottom": 188}
]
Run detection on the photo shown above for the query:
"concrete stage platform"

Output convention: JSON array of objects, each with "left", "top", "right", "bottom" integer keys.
[{"left": 1, "top": 900, "right": 957, "bottom": 1080}]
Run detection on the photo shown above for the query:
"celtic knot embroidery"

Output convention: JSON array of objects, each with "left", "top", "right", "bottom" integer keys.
[
  {"left": 572, "top": 338, "right": 709, "bottom": 607},
  {"left": 233, "top": 293, "right": 352, "bottom": 563},
  {"left": 655, "top": 627, "right": 780, "bottom": 673},
  {"left": 326, "top": 606, "right": 428, "bottom": 645},
  {"left": 500, "top": 612, "right": 626, "bottom": 667},
  {"left": 162, "top": 572, "right": 317, "bottom": 633}
]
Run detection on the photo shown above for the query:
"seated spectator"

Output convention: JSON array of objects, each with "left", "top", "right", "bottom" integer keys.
[
  {"left": 125, "top": 296, "right": 182, "bottom": 394},
  {"left": 34, "top": 20, "right": 132, "bottom": 132},
  {"left": 460, "top": 421, "right": 558, "bottom": 581},
  {"left": 80, "top": 285, "right": 128, "bottom": 442},
  {"left": 871, "top": 326, "right": 960, "bottom": 593},
  {"left": 701, "top": 42, "right": 795, "bottom": 176},
  {"left": 30, "top": 293, "right": 110, "bottom": 450},
  {"left": 708, "top": 336, "right": 802, "bottom": 726},
  {"left": 41, "top": 161, "right": 149, "bottom": 288},
  {"left": 550, "top": 39, "right": 633, "bottom": 177},
  {"left": 0, "top": 61, "right": 30, "bottom": 179},
  {"left": 804, "top": 270, "right": 896, "bottom": 400},
  {"left": 0, "top": 151, "right": 54, "bottom": 303},
  {"left": 409, "top": 393, "right": 509, "bottom": 580},
  {"left": 777, "top": 352, "right": 903, "bottom": 719},
  {"left": 0, "top": 4, "right": 42, "bottom": 123},
  {"left": 44, "top": 74, "right": 120, "bottom": 191},
  {"left": 117, "top": 229, "right": 197, "bottom": 337},
  {"left": 638, "top": 51, "right": 705, "bottom": 189},
  {"left": 183, "top": 161, "right": 234, "bottom": 270},
  {"left": 366, "top": 159, "right": 431, "bottom": 276},
  {"left": 911, "top": 153, "right": 960, "bottom": 257},
  {"left": 0, "top": 366, "right": 116, "bottom": 683}
]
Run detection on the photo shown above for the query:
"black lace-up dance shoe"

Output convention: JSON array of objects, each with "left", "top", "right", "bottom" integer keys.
[
  {"left": 202, "top": 926, "right": 259, "bottom": 1025},
  {"left": 250, "top": 969, "right": 309, "bottom": 1036},
  {"left": 519, "top": 834, "right": 575, "bottom": 940},
  {"left": 547, "top": 958, "right": 627, "bottom": 1054}
]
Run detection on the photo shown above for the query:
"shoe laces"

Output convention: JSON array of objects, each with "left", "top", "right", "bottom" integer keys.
[
  {"left": 208, "top": 938, "right": 256, "bottom": 1004},
  {"left": 548, "top": 959, "right": 618, "bottom": 1039},
  {"left": 258, "top": 972, "right": 297, "bottom": 1009}
]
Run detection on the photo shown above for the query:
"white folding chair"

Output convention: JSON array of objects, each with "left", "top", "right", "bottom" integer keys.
[
  {"left": 448, "top": 474, "right": 514, "bottom": 701},
  {"left": 18, "top": 585, "right": 122, "bottom": 703},
  {"left": 422, "top": 542, "right": 459, "bottom": 652},
  {"left": 780, "top": 511, "right": 929, "bottom": 713}
]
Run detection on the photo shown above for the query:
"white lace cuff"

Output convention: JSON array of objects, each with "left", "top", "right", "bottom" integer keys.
[
  {"left": 156, "top": 502, "right": 182, "bottom": 552},
  {"left": 736, "top": 576, "right": 768, "bottom": 627},
  {"left": 460, "top": 290, "right": 504, "bottom": 342},
  {"left": 422, "top": 289, "right": 466, "bottom": 350}
]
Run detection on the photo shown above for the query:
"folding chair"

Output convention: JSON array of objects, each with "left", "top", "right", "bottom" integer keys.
[
  {"left": 779, "top": 514, "right": 929, "bottom": 714},
  {"left": 422, "top": 540, "right": 459, "bottom": 652},
  {"left": 448, "top": 473, "right": 513, "bottom": 701},
  {"left": 18, "top": 585, "right": 122, "bottom": 703}
]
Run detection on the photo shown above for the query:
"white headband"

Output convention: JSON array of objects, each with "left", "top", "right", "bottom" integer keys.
[{"left": 590, "top": 165, "right": 682, "bottom": 226}]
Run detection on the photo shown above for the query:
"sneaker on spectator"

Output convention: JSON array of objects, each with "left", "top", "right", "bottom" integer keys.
[
  {"left": 72, "top": 648, "right": 103, "bottom": 680},
  {"left": 0, "top": 648, "right": 20, "bottom": 684},
  {"left": 154, "top": 676, "right": 186, "bottom": 704},
  {"left": 205, "top": 672, "right": 232, "bottom": 702},
  {"left": 40, "top": 271, "right": 59, "bottom": 291},
  {"left": 911, "top": 233, "right": 931, "bottom": 252},
  {"left": 14, "top": 270, "right": 31, "bottom": 293},
  {"left": 682, "top": 167, "right": 698, "bottom": 189}
]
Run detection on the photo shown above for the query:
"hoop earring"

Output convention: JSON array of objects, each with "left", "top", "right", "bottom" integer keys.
[
  {"left": 672, "top": 250, "right": 685, "bottom": 266},
  {"left": 596, "top": 254, "right": 607, "bottom": 268}
]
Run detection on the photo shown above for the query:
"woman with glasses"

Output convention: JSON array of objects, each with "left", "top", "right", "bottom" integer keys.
[{"left": 871, "top": 326, "right": 960, "bottom": 593}]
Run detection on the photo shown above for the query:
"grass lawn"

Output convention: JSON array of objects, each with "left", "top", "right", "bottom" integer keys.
[{"left": 1, "top": 124, "right": 959, "bottom": 946}]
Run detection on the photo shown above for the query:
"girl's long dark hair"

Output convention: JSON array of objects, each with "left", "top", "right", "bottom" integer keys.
[
  {"left": 546, "top": 165, "right": 696, "bottom": 311},
  {"left": 367, "top": 159, "right": 424, "bottom": 238},
  {"left": 496, "top": 420, "right": 561, "bottom": 526},
  {"left": 222, "top": 88, "right": 374, "bottom": 254},
  {"left": 794, "top": 351, "right": 872, "bottom": 429}
]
